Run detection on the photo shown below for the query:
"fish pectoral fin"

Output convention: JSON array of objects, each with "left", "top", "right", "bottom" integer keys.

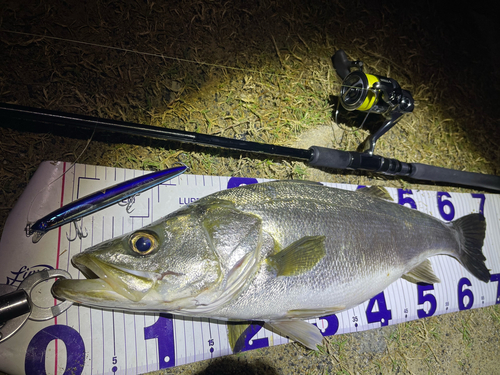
[
  {"left": 402, "top": 259, "right": 441, "bottom": 284},
  {"left": 286, "top": 306, "right": 345, "bottom": 319},
  {"left": 265, "top": 320, "right": 324, "bottom": 350},
  {"left": 267, "top": 236, "right": 326, "bottom": 277},
  {"left": 357, "top": 186, "right": 393, "bottom": 201}
]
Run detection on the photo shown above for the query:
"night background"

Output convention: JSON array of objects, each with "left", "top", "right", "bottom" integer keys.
[{"left": 1, "top": 0, "right": 499, "bottom": 373}]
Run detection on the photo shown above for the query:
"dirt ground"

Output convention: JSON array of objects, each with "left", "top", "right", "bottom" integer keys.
[{"left": 1, "top": 0, "right": 499, "bottom": 374}]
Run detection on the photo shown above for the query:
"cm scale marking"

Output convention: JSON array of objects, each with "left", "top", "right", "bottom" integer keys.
[{"left": 0, "top": 163, "right": 498, "bottom": 375}]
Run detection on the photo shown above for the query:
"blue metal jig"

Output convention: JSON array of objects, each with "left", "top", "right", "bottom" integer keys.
[{"left": 25, "top": 165, "right": 187, "bottom": 243}]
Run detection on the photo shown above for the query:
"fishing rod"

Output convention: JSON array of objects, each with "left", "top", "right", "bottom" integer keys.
[{"left": 0, "top": 102, "right": 499, "bottom": 192}]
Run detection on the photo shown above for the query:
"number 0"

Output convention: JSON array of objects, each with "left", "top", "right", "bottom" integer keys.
[{"left": 25, "top": 325, "right": 85, "bottom": 375}]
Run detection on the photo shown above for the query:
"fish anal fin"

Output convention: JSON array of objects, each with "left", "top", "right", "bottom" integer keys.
[
  {"left": 267, "top": 236, "right": 326, "bottom": 277},
  {"left": 402, "top": 259, "right": 440, "bottom": 284},
  {"left": 357, "top": 186, "right": 393, "bottom": 201},
  {"left": 265, "top": 320, "right": 323, "bottom": 350},
  {"left": 286, "top": 306, "right": 345, "bottom": 319}
]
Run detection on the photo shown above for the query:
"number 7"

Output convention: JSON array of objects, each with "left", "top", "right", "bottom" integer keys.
[{"left": 471, "top": 193, "right": 485, "bottom": 215}]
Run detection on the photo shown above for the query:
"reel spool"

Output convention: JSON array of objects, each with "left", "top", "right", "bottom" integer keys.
[{"left": 333, "top": 50, "right": 414, "bottom": 155}]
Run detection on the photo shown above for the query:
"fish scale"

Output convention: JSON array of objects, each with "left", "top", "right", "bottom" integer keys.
[{"left": 53, "top": 180, "right": 490, "bottom": 349}]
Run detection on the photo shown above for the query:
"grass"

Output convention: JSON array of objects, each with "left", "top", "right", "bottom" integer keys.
[
  {"left": 458, "top": 315, "right": 474, "bottom": 349},
  {"left": 0, "top": 0, "right": 499, "bottom": 374}
]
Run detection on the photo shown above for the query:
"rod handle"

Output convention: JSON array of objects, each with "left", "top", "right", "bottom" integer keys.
[
  {"left": 308, "top": 146, "right": 352, "bottom": 169},
  {"left": 410, "top": 163, "right": 500, "bottom": 192},
  {"left": 308, "top": 146, "right": 412, "bottom": 175}
]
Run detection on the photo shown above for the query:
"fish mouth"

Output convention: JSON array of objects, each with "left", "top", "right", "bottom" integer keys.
[{"left": 52, "top": 253, "right": 156, "bottom": 304}]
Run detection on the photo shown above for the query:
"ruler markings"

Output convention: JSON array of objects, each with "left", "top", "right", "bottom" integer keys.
[{"left": 1, "top": 163, "right": 499, "bottom": 374}]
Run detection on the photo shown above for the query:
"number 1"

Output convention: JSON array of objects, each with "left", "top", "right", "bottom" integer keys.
[{"left": 144, "top": 314, "right": 176, "bottom": 369}]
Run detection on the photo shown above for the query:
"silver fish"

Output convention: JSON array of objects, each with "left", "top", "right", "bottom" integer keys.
[{"left": 53, "top": 181, "right": 490, "bottom": 349}]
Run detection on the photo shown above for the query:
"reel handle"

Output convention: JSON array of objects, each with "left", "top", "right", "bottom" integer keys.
[
  {"left": 332, "top": 50, "right": 362, "bottom": 80},
  {"left": 400, "top": 89, "right": 414, "bottom": 113}
]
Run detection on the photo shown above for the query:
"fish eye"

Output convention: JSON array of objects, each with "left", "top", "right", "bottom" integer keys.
[{"left": 129, "top": 231, "right": 158, "bottom": 255}]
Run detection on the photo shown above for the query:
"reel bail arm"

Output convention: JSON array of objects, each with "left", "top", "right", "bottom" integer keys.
[{"left": 357, "top": 111, "right": 404, "bottom": 155}]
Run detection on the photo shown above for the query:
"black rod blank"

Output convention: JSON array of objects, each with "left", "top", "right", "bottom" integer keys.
[
  {"left": 0, "top": 103, "right": 312, "bottom": 161},
  {"left": 1, "top": 103, "right": 499, "bottom": 192}
]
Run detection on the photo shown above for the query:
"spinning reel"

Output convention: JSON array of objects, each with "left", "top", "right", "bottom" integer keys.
[{"left": 332, "top": 50, "right": 414, "bottom": 155}]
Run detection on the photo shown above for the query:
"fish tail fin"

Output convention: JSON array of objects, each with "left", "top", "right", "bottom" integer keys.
[{"left": 452, "top": 213, "right": 490, "bottom": 283}]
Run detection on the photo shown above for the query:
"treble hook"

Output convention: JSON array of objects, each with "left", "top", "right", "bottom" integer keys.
[
  {"left": 118, "top": 194, "right": 138, "bottom": 214},
  {"left": 66, "top": 219, "right": 88, "bottom": 242}
]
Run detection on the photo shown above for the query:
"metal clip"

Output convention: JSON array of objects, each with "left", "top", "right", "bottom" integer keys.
[{"left": 0, "top": 269, "right": 73, "bottom": 343}]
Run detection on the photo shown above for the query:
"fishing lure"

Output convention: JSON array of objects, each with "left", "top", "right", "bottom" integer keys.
[{"left": 25, "top": 165, "right": 188, "bottom": 243}]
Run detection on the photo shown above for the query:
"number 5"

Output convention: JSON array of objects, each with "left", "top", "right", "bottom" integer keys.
[{"left": 417, "top": 284, "right": 437, "bottom": 318}]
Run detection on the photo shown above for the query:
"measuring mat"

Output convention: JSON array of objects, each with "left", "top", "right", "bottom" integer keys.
[{"left": 0, "top": 161, "right": 499, "bottom": 375}]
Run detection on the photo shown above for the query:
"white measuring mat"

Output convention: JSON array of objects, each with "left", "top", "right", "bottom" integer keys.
[{"left": 0, "top": 161, "right": 499, "bottom": 375}]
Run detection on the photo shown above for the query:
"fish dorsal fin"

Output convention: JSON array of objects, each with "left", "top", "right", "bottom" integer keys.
[
  {"left": 402, "top": 259, "right": 441, "bottom": 284},
  {"left": 284, "top": 180, "right": 323, "bottom": 185},
  {"left": 265, "top": 320, "right": 324, "bottom": 350},
  {"left": 286, "top": 306, "right": 345, "bottom": 319},
  {"left": 357, "top": 186, "right": 393, "bottom": 201},
  {"left": 267, "top": 236, "right": 326, "bottom": 277}
]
